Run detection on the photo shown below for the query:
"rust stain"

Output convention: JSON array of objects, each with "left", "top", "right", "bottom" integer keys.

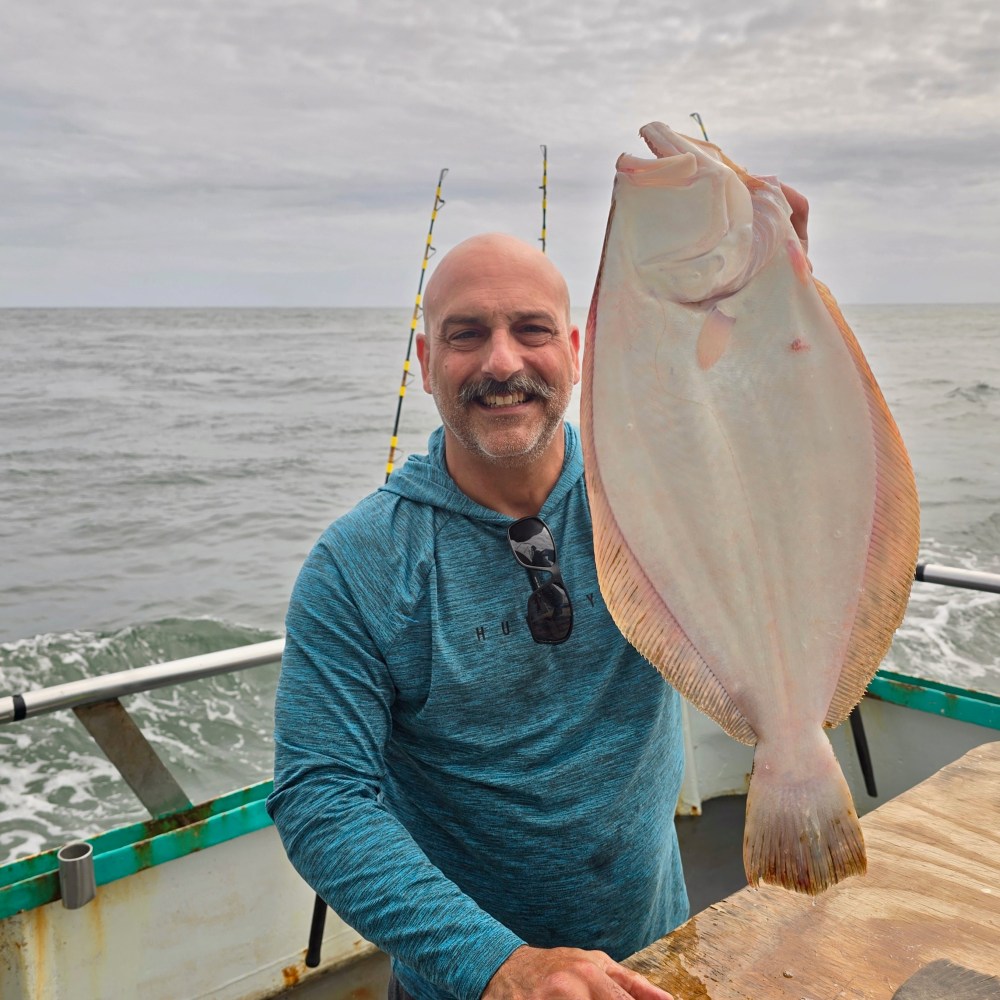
[
  {"left": 139, "top": 799, "right": 217, "bottom": 838},
  {"left": 347, "top": 989, "right": 374, "bottom": 999},
  {"left": 28, "top": 906, "right": 47, "bottom": 973},
  {"left": 124, "top": 800, "right": 245, "bottom": 870},
  {"left": 282, "top": 964, "right": 301, "bottom": 988},
  {"left": 86, "top": 892, "right": 106, "bottom": 958},
  {"left": 132, "top": 840, "right": 153, "bottom": 869},
  {"left": 0, "top": 917, "right": 29, "bottom": 989}
]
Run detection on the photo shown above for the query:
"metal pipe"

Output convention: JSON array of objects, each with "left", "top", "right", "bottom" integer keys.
[
  {"left": 0, "top": 638, "right": 284, "bottom": 724},
  {"left": 58, "top": 841, "right": 97, "bottom": 909},
  {"left": 915, "top": 562, "right": 1000, "bottom": 595}
]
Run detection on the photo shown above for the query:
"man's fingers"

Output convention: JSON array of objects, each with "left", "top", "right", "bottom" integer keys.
[
  {"left": 780, "top": 181, "right": 810, "bottom": 254},
  {"left": 483, "top": 945, "right": 675, "bottom": 999},
  {"left": 602, "top": 960, "right": 674, "bottom": 1000}
]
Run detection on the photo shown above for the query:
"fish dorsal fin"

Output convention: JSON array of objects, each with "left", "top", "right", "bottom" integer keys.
[
  {"left": 816, "top": 281, "right": 920, "bottom": 728},
  {"left": 588, "top": 488, "right": 758, "bottom": 745}
]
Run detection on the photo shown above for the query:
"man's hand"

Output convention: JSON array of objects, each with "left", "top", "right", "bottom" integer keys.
[
  {"left": 482, "top": 945, "right": 674, "bottom": 1000},
  {"left": 781, "top": 182, "right": 810, "bottom": 256}
]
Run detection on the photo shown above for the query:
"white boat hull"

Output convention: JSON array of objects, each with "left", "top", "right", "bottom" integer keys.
[{"left": 0, "top": 825, "right": 387, "bottom": 1000}]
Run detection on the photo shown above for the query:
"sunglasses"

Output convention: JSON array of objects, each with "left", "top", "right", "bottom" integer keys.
[{"left": 507, "top": 516, "right": 574, "bottom": 645}]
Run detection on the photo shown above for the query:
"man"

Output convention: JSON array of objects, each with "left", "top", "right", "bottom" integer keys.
[{"left": 269, "top": 201, "right": 808, "bottom": 999}]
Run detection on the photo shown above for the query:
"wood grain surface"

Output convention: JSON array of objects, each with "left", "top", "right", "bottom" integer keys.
[{"left": 625, "top": 742, "right": 1000, "bottom": 999}]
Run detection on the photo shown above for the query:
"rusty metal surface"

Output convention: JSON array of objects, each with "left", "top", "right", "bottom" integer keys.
[{"left": 72, "top": 699, "right": 192, "bottom": 816}]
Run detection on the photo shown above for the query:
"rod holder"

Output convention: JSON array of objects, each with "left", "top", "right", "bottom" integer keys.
[{"left": 58, "top": 841, "right": 96, "bottom": 909}]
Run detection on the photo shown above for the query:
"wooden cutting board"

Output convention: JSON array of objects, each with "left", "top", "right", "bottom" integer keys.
[{"left": 625, "top": 742, "right": 1000, "bottom": 999}]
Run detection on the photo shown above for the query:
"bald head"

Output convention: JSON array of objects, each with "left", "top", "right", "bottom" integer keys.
[
  {"left": 414, "top": 230, "right": 581, "bottom": 479},
  {"left": 423, "top": 233, "right": 572, "bottom": 336}
]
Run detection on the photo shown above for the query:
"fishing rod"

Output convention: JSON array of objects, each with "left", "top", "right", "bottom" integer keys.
[
  {"left": 689, "top": 112, "right": 709, "bottom": 141},
  {"left": 383, "top": 168, "right": 449, "bottom": 484},
  {"left": 307, "top": 169, "right": 449, "bottom": 967},
  {"left": 539, "top": 145, "right": 548, "bottom": 253}
]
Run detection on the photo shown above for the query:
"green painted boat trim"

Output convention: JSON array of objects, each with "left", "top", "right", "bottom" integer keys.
[
  {"left": 867, "top": 670, "right": 1000, "bottom": 730},
  {"left": 0, "top": 780, "right": 274, "bottom": 921}
]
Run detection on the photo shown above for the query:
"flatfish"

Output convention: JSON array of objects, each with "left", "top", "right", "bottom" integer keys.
[{"left": 581, "top": 122, "right": 920, "bottom": 894}]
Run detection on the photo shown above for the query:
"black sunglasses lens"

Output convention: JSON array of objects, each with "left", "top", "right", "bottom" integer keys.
[
  {"left": 527, "top": 583, "right": 573, "bottom": 643},
  {"left": 508, "top": 518, "right": 556, "bottom": 569}
]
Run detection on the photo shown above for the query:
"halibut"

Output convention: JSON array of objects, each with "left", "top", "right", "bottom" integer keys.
[{"left": 582, "top": 123, "right": 920, "bottom": 894}]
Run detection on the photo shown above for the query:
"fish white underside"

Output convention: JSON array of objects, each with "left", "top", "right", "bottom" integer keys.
[{"left": 591, "top": 239, "right": 877, "bottom": 741}]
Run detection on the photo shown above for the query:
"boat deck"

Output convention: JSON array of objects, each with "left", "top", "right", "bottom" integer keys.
[{"left": 676, "top": 794, "right": 749, "bottom": 915}]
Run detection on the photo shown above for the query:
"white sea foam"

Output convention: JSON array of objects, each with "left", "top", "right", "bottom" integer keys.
[{"left": 0, "top": 618, "right": 279, "bottom": 864}]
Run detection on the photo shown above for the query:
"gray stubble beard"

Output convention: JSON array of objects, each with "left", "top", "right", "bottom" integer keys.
[{"left": 431, "top": 374, "right": 571, "bottom": 470}]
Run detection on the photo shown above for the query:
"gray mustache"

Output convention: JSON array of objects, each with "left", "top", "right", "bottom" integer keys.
[{"left": 458, "top": 375, "right": 556, "bottom": 405}]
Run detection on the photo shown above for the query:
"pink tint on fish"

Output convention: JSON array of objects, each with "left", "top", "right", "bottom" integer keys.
[
  {"left": 696, "top": 307, "right": 736, "bottom": 370},
  {"left": 788, "top": 238, "right": 812, "bottom": 284}
]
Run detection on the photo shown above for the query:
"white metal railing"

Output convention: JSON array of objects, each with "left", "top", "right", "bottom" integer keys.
[
  {"left": 0, "top": 638, "right": 284, "bottom": 724},
  {"left": 915, "top": 562, "right": 1000, "bottom": 595}
]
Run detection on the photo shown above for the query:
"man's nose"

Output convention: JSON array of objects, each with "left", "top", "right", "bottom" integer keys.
[{"left": 482, "top": 329, "right": 523, "bottom": 382}]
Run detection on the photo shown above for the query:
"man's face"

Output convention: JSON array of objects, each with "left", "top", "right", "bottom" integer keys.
[{"left": 417, "top": 237, "right": 581, "bottom": 468}]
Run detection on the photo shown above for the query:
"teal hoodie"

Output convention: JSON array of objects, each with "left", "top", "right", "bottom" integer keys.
[{"left": 267, "top": 423, "right": 688, "bottom": 1000}]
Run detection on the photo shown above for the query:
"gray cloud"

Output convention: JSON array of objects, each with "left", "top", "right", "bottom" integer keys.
[{"left": 1, "top": 0, "right": 997, "bottom": 305}]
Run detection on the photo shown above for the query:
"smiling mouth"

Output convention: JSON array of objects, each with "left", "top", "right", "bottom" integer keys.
[
  {"left": 460, "top": 375, "right": 555, "bottom": 409},
  {"left": 479, "top": 391, "right": 529, "bottom": 409}
]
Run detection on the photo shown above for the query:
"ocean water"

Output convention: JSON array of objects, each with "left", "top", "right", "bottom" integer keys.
[{"left": 1, "top": 305, "right": 998, "bottom": 863}]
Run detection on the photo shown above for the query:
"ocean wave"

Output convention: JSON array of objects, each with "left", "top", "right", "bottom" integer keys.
[
  {"left": 889, "top": 541, "right": 1000, "bottom": 696},
  {"left": 946, "top": 382, "right": 1000, "bottom": 403},
  {"left": 0, "top": 617, "right": 281, "bottom": 865}
]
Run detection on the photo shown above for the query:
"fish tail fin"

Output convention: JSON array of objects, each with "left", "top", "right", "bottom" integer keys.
[{"left": 743, "top": 732, "right": 866, "bottom": 895}]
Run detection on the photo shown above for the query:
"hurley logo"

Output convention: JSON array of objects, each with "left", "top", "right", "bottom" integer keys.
[{"left": 473, "top": 592, "right": 598, "bottom": 642}]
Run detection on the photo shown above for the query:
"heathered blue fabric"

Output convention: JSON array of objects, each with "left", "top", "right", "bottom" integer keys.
[{"left": 267, "top": 423, "right": 689, "bottom": 1000}]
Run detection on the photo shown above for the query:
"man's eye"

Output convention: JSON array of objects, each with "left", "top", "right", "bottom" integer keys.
[{"left": 520, "top": 326, "right": 552, "bottom": 340}]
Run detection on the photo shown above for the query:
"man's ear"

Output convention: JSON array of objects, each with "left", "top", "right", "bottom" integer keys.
[{"left": 416, "top": 332, "right": 432, "bottom": 393}]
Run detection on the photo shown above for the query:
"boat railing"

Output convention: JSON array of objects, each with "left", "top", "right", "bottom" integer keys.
[
  {"left": 0, "top": 562, "right": 997, "bottom": 820},
  {"left": 0, "top": 638, "right": 284, "bottom": 819},
  {"left": 914, "top": 562, "right": 1000, "bottom": 594},
  {"left": 0, "top": 638, "right": 284, "bottom": 724}
]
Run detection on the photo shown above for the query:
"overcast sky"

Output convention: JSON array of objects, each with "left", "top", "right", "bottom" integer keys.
[{"left": 2, "top": 0, "right": 997, "bottom": 307}]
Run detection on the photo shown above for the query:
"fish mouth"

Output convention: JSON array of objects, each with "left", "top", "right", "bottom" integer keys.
[
  {"left": 615, "top": 123, "right": 704, "bottom": 187},
  {"left": 639, "top": 122, "right": 695, "bottom": 159}
]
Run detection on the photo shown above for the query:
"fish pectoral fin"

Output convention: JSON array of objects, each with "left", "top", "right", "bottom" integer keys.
[
  {"left": 818, "top": 279, "right": 921, "bottom": 728},
  {"left": 744, "top": 732, "right": 866, "bottom": 895},
  {"left": 590, "top": 525, "right": 756, "bottom": 746}
]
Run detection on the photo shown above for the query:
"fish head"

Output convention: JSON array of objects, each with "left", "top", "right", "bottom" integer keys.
[{"left": 612, "top": 122, "right": 756, "bottom": 303}]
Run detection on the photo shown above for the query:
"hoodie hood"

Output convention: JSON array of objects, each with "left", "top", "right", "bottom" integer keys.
[{"left": 379, "top": 423, "right": 585, "bottom": 523}]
